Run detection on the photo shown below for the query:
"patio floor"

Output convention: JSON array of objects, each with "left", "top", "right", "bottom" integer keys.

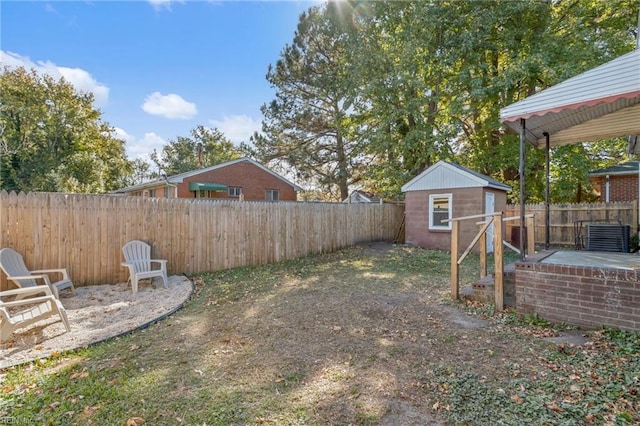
[{"left": 540, "top": 250, "right": 640, "bottom": 270}]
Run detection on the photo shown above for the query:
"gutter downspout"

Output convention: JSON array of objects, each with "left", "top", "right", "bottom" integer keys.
[{"left": 520, "top": 118, "right": 526, "bottom": 260}]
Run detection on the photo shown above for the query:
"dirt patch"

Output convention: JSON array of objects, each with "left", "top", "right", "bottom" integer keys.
[
  {"left": 0, "top": 275, "right": 193, "bottom": 369},
  {"left": 162, "top": 245, "right": 555, "bottom": 424}
]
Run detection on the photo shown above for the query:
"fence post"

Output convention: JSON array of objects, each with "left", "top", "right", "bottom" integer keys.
[
  {"left": 450, "top": 220, "right": 459, "bottom": 300},
  {"left": 479, "top": 224, "right": 487, "bottom": 278},
  {"left": 494, "top": 213, "right": 504, "bottom": 311}
]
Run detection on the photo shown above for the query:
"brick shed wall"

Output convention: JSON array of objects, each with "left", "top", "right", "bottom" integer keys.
[
  {"left": 593, "top": 175, "right": 639, "bottom": 202},
  {"left": 515, "top": 256, "right": 640, "bottom": 331},
  {"left": 177, "top": 161, "right": 297, "bottom": 201},
  {"left": 405, "top": 187, "right": 506, "bottom": 252}
]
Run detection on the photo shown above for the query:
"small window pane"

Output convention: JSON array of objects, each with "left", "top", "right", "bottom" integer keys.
[{"left": 429, "top": 194, "right": 452, "bottom": 230}]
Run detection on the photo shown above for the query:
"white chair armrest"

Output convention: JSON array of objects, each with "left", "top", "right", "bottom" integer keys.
[
  {"left": 8, "top": 274, "right": 52, "bottom": 285},
  {"left": 149, "top": 259, "right": 168, "bottom": 266},
  {"left": 0, "top": 295, "right": 55, "bottom": 308},
  {"left": 0, "top": 286, "right": 54, "bottom": 299},
  {"left": 30, "top": 268, "right": 70, "bottom": 280}
]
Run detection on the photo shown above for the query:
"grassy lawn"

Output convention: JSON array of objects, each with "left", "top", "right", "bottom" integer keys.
[{"left": 1, "top": 243, "right": 638, "bottom": 425}]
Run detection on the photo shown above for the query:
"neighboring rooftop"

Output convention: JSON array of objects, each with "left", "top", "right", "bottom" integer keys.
[{"left": 589, "top": 160, "right": 640, "bottom": 177}]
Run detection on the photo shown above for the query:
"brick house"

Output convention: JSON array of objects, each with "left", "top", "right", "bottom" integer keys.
[
  {"left": 114, "top": 157, "right": 301, "bottom": 201},
  {"left": 401, "top": 160, "right": 511, "bottom": 253},
  {"left": 588, "top": 160, "right": 639, "bottom": 202}
]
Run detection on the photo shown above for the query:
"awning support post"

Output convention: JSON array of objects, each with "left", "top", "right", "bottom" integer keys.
[
  {"left": 544, "top": 132, "right": 550, "bottom": 250},
  {"left": 519, "top": 118, "right": 526, "bottom": 260}
]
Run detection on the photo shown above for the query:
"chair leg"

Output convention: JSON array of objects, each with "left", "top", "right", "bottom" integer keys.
[
  {"left": 52, "top": 300, "right": 71, "bottom": 332},
  {"left": 131, "top": 276, "right": 139, "bottom": 294}
]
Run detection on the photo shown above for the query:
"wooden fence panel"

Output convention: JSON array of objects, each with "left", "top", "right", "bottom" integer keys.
[
  {"left": 0, "top": 191, "right": 404, "bottom": 289},
  {"left": 506, "top": 201, "right": 638, "bottom": 247}
]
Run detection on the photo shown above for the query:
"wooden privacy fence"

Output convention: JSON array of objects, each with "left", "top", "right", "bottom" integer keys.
[
  {"left": 506, "top": 201, "right": 638, "bottom": 247},
  {"left": 0, "top": 191, "right": 404, "bottom": 289}
]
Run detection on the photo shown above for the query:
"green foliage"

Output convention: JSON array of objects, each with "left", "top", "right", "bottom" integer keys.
[
  {"left": 425, "top": 327, "right": 640, "bottom": 425},
  {"left": 0, "top": 66, "right": 132, "bottom": 193},
  {"left": 255, "top": 0, "right": 637, "bottom": 202},
  {"left": 549, "top": 140, "right": 628, "bottom": 203},
  {"left": 149, "top": 125, "right": 241, "bottom": 176}
]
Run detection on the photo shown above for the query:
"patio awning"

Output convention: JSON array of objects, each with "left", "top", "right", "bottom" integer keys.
[
  {"left": 500, "top": 49, "right": 640, "bottom": 147},
  {"left": 188, "top": 182, "right": 227, "bottom": 192}
]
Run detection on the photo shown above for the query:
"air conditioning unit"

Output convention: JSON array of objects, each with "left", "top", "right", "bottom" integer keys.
[{"left": 584, "top": 223, "right": 630, "bottom": 253}]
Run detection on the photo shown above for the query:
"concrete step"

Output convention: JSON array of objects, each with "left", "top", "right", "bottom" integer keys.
[{"left": 462, "top": 262, "right": 517, "bottom": 307}]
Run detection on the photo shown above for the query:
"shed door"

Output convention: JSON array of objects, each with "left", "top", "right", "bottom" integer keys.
[{"left": 485, "top": 192, "right": 495, "bottom": 253}]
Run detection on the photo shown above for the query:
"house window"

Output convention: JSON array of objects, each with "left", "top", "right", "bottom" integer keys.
[
  {"left": 265, "top": 189, "right": 279, "bottom": 201},
  {"left": 197, "top": 190, "right": 212, "bottom": 198},
  {"left": 229, "top": 187, "right": 242, "bottom": 197},
  {"left": 149, "top": 189, "right": 156, "bottom": 198},
  {"left": 429, "top": 194, "right": 452, "bottom": 230}
]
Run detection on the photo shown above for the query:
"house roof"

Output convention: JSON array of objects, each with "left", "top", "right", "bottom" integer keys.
[
  {"left": 589, "top": 160, "right": 640, "bottom": 177},
  {"left": 113, "top": 157, "right": 303, "bottom": 193},
  {"left": 342, "top": 190, "right": 381, "bottom": 203},
  {"left": 401, "top": 160, "right": 511, "bottom": 192},
  {"left": 500, "top": 49, "right": 640, "bottom": 148}
]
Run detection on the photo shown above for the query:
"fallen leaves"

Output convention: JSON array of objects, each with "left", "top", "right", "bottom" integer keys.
[
  {"left": 69, "top": 369, "right": 89, "bottom": 380},
  {"left": 127, "top": 417, "right": 145, "bottom": 425}
]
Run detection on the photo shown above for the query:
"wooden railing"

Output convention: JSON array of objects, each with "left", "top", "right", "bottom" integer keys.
[{"left": 448, "top": 212, "right": 535, "bottom": 311}]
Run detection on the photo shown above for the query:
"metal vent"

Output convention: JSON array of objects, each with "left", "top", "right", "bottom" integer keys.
[{"left": 585, "top": 223, "right": 630, "bottom": 252}]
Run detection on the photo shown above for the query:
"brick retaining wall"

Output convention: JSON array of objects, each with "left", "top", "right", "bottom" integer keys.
[{"left": 515, "top": 252, "right": 640, "bottom": 331}]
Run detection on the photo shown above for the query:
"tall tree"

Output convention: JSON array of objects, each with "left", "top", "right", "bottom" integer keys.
[
  {"left": 250, "top": 4, "right": 366, "bottom": 201},
  {"left": 345, "top": 0, "right": 637, "bottom": 202},
  {"left": 343, "top": 1, "right": 459, "bottom": 199},
  {"left": 150, "top": 125, "right": 241, "bottom": 176},
  {"left": 0, "top": 66, "right": 132, "bottom": 193},
  {"left": 448, "top": 0, "right": 636, "bottom": 202}
]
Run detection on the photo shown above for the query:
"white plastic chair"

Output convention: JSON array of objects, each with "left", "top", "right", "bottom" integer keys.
[
  {"left": 121, "top": 240, "right": 168, "bottom": 294},
  {"left": 0, "top": 286, "right": 71, "bottom": 342},
  {"left": 0, "top": 248, "right": 75, "bottom": 299}
]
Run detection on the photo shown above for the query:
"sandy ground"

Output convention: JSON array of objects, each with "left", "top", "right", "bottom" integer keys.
[{"left": 0, "top": 275, "right": 193, "bottom": 369}]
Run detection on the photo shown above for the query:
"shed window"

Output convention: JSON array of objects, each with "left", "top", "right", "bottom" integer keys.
[{"left": 429, "top": 194, "right": 452, "bottom": 230}]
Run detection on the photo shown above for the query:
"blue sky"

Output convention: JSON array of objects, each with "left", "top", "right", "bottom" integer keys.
[{"left": 1, "top": 0, "right": 320, "bottom": 161}]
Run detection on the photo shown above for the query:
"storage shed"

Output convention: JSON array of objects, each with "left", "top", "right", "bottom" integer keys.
[{"left": 401, "top": 161, "right": 511, "bottom": 253}]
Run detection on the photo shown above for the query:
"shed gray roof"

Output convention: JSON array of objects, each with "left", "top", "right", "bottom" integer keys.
[
  {"left": 401, "top": 160, "right": 511, "bottom": 192},
  {"left": 589, "top": 160, "right": 640, "bottom": 177}
]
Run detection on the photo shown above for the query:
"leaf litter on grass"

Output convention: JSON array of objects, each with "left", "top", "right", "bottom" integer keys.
[{"left": 2, "top": 242, "right": 638, "bottom": 425}]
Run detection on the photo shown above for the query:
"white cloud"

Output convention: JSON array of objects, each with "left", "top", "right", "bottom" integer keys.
[
  {"left": 112, "top": 128, "right": 166, "bottom": 161},
  {"left": 142, "top": 92, "right": 197, "bottom": 120},
  {"left": 0, "top": 50, "right": 110, "bottom": 107},
  {"left": 147, "top": 0, "right": 184, "bottom": 11},
  {"left": 112, "top": 127, "right": 134, "bottom": 143},
  {"left": 209, "top": 115, "right": 262, "bottom": 145}
]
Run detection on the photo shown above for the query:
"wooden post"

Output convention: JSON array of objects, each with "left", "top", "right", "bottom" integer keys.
[
  {"left": 494, "top": 213, "right": 504, "bottom": 311},
  {"left": 526, "top": 215, "right": 535, "bottom": 256},
  {"left": 479, "top": 224, "right": 487, "bottom": 278},
  {"left": 450, "top": 220, "right": 459, "bottom": 300}
]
